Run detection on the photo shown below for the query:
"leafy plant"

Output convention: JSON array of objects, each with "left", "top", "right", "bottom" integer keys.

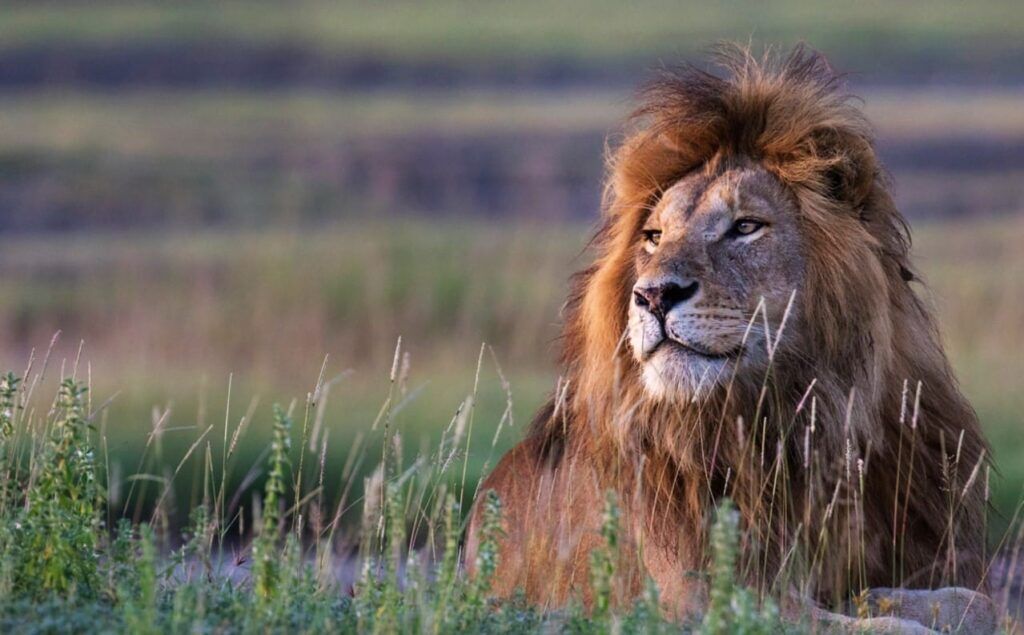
[
  {"left": 589, "top": 490, "right": 620, "bottom": 630},
  {"left": 252, "top": 404, "right": 292, "bottom": 606},
  {"left": 13, "top": 378, "right": 101, "bottom": 599},
  {"left": 700, "top": 498, "right": 780, "bottom": 635}
]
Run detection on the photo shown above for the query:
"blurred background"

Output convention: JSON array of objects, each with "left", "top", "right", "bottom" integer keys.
[{"left": 0, "top": 1, "right": 1021, "bottom": 537}]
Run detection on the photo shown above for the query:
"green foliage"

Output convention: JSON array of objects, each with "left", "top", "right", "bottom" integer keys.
[
  {"left": 699, "top": 499, "right": 781, "bottom": 635},
  {"left": 119, "top": 525, "right": 158, "bottom": 635},
  {"left": 0, "top": 372, "right": 18, "bottom": 440},
  {"left": 589, "top": 490, "right": 620, "bottom": 626},
  {"left": 252, "top": 404, "right": 292, "bottom": 606},
  {"left": 431, "top": 492, "right": 460, "bottom": 630},
  {"left": 0, "top": 372, "right": 19, "bottom": 596},
  {"left": 12, "top": 378, "right": 101, "bottom": 600},
  {"left": 472, "top": 489, "right": 503, "bottom": 593}
]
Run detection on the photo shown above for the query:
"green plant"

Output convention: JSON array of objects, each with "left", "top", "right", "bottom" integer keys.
[
  {"left": 13, "top": 378, "right": 101, "bottom": 599},
  {"left": 589, "top": 490, "right": 620, "bottom": 629},
  {"left": 0, "top": 372, "right": 19, "bottom": 596},
  {"left": 465, "top": 488, "right": 502, "bottom": 621},
  {"left": 700, "top": 498, "right": 780, "bottom": 635},
  {"left": 119, "top": 524, "right": 158, "bottom": 635},
  {"left": 252, "top": 403, "right": 292, "bottom": 606}
]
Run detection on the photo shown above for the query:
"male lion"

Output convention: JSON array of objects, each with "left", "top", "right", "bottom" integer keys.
[{"left": 467, "top": 46, "right": 989, "bottom": 622}]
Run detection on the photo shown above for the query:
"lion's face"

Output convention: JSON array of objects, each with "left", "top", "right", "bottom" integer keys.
[{"left": 627, "top": 165, "right": 806, "bottom": 401}]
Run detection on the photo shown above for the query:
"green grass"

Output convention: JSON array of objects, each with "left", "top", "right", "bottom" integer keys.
[
  {"left": 91, "top": 367, "right": 553, "bottom": 532},
  {"left": 0, "top": 221, "right": 581, "bottom": 374},
  {"left": 0, "top": 0, "right": 1021, "bottom": 67},
  {"left": 0, "top": 340, "right": 1015, "bottom": 631},
  {"left": 0, "top": 356, "right": 795, "bottom": 633}
]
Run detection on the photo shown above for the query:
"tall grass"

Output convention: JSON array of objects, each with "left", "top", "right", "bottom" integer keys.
[
  {"left": 0, "top": 355, "right": 528, "bottom": 631},
  {"left": 0, "top": 219, "right": 1021, "bottom": 631},
  {"left": 2, "top": 219, "right": 1020, "bottom": 537},
  {"left": 0, "top": 355, "right": 740, "bottom": 632},
  {"left": 0, "top": 218, "right": 1019, "bottom": 540},
  {"left": 0, "top": 335, "right": 1021, "bottom": 632}
]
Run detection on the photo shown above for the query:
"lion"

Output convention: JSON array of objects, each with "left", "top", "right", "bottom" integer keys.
[{"left": 466, "top": 45, "right": 991, "bottom": 622}]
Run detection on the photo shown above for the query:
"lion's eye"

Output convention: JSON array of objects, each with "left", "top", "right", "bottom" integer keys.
[
  {"left": 730, "top": 219, "right": 766, "bottom": 237},
  {"left": 641, "top": 229, "right": 662, "bottom": 247}
]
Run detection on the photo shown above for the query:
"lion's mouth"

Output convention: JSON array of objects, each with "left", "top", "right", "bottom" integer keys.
[{"left": 658, "top": 339, "right": 739, "bottom": 361}]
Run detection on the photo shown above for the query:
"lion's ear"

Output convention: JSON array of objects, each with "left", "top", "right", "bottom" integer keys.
[
  {"left": 823, "top": 163, "right": 851, "bottom": 205},
  {"left": 817, "top": 132, "right": 876, "bottom": 211}
]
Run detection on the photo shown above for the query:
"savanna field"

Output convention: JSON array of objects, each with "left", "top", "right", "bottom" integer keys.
[{"left": 1, "top": 1, "right": 1023, "bottom": 632}]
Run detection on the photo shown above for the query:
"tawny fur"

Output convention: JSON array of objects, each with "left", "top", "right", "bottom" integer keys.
[{"left": 467, "top": 45, "right": 988, "bottom": 618}]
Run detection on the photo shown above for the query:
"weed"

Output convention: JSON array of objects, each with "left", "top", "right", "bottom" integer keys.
[
  {"left": 700, "top": 499, "right": 780, "bottom": 635},
  {"left": 13, "top": 378, "right": 101, "bottom": 599},
  {"left": 252, "top": 404, "right": 292, "bottom": 606}
]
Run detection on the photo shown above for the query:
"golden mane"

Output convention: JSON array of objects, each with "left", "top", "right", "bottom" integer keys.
[{"left": 471, "top": 45, "right": 988, "bottom": 612}]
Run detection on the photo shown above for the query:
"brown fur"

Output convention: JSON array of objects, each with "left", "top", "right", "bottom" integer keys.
[{"left": 467, "top": 45, "right": 988, "bottom": 618}]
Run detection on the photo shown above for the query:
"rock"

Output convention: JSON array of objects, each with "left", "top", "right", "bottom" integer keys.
[
  {"left": 849, "top": 616, "right": 938, "bottom": 633},
  {"left": 805, "top": 605, "right": 937, "bottom": 633},
  {"left": 860, "top": 587, "right": 999, "bottom": 634},
  {"left": 815, "top": 611, "right": 937, "bottom": 633}
]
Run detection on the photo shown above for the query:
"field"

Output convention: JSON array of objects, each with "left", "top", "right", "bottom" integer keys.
[
  {"left": 0, "top": 217, "right": 1022, "bottom": 533},
  {"left": 1, "top": 0, "right": 1023, "bottom": 631},
  {"left": 1, "top": 87, "right": 1022, "bottom": 231},
  {"left": 1, "top": 1, "right": 1022, "bottom": 76},
  {"left": 1, "top": 218, "right": 1023, "bottom": 632}
]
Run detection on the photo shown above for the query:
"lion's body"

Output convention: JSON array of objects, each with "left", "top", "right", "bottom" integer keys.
[{"left": 467, "top": 46, "right": 988, "bottom": 618}]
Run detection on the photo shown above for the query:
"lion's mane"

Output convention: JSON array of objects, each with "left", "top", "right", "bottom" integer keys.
[{"left": 529, "top": 45, "right": 988, "bottom": 601}]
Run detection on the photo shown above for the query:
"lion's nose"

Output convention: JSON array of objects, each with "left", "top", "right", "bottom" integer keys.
[{"left": 633, "top": 280, "right": 699, "bottom": 319}]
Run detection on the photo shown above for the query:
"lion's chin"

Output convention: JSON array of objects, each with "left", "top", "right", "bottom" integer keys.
[{"left": 641, "top": 342, "right": 733, "bottom": 403}]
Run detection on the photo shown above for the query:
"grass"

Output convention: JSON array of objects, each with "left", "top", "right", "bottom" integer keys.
[
  {"left": 0, "top": 349, "right": 795, "bottom": 633},
  {"left": 915, "top": 221, "right": 1024, "bottom": 531},
  {"left": 0, "top": 1, "right": 1020, "bottom": 68},
  {"left": 0, "top": 219, "right": 1018, "bottom": 634},
  {"left": 0, "top": 221, "right": 579, "bottom": 374},
  {"left": 0, "top": 88, "right": 1022, "bottom": 156},
  {"left": 0, "top": 216, "right": 1021, "bottom": 539},
  {"left": 0, "top": 317, "right": 1018, "bottom": 631},
  {"left": 0, "top": 85, "right": 1020, "bottom": 232},
  {"left": 0, "top": 220, "right": 1018, "bottom": 631}
]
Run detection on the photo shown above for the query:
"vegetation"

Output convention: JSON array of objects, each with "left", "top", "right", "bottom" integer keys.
[
  {"left": 0, "top": 3, "right": 1020, "bottom": 629},
  {"left": 0, "top": 364, "right": 807, "bottom": 633},
  {"left": 0, "top": 0, "right": 1021, "bottom": 70},
  {"left": 1, "top": 361, "right": 1014, "bottom": 632},
  {"left": 0, "top": 4, "right": 1020, "bottom": 232},
  {"left": 0, "top": 215, "right": 1019, "bottom": 630},
  {"left": 0, "top": 85, "right": 1020, "bottom": 231},
  {"left": 0, "top": 219, "right": 1020, "bottom": 536}
]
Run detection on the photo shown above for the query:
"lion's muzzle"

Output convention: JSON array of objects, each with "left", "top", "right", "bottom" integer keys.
[{"left": 632, "top": 279, "right": 699, "bottom": 321}]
